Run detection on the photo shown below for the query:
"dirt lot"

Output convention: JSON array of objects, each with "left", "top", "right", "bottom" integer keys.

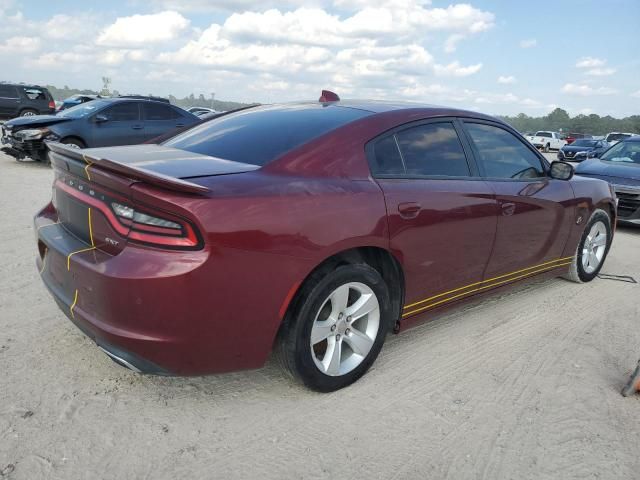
[{"left": 1, "top": 151, "right": 639, "bottom": 480}]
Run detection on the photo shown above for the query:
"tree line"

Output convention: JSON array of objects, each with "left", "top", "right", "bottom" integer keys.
[{"left": 499, "top": 108, "right": 640, "bottom": 136}]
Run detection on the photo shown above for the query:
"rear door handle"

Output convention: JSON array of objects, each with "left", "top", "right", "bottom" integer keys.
[
  {"left": 398, "top": 202, "right": 421, "bottom": 219},
  {"left": 175, "top": 123, "right": 185, "bottom": 128},
  {"left": 132, "top": 125, "right": 143, "bottom": 130}
]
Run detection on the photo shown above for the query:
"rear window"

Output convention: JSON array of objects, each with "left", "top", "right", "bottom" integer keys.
[
  {"left": 535, "top": 131, "right": 552, "bottom": 138},
  {"left": 21, "top": 88, "right": 48, "bottom": 100},
  {"left": 163, "top": 104, "right": 370, "bottom": 166}
]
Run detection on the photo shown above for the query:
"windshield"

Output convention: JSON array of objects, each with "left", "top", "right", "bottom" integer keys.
[
  {"left": 572, "top": 139, "right": 597, "bottom": 147},
  {"left": 600, "top": 141, "right": 640, "bottom": 164},
  {"left": 606, "top": 133, "right": 631, "bottom": 142},
  {"left": 163, "top": 104, "right": 370, "bottom": 166},
  {"left": 58, "top": 100, "right": 107, "bottom": 118}
]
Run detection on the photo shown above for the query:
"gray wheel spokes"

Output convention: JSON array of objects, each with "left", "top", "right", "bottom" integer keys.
[
  {"left": 311, "top": 281, "right": 380, "bottom": 377},
  {"left": 343, "top": 328, "right": 374, "bottom": 357},
  {"left": 582, "top": 220, "right": 607, "bottom": 274}
]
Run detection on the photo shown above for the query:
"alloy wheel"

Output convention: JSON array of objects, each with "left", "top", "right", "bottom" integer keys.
[
  {"left": 582, "top": 220, "right": 607, "bottom": 274},
  {"left": 310, "top": 282, "right": 380, "bottom": 377}
]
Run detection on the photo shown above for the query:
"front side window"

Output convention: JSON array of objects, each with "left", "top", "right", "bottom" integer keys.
[
  {"left": 101, "top": 102, "right": 140, "bottom": 122},
  {"left": 371, "top": 122, "right": 470, "bottom": 177},
  {"left": 0, "top": 85, "right": 18, "bottom": 98},
  {"left": 465, "top": 123, "right": 545, "bottom": 180}
]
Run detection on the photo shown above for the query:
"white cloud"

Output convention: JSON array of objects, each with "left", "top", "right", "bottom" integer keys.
[
  {"left": 0, "top": 35, "right": 40, "bottom": 53},
  {"left": 97, "top": 11, "right": 190, "bottom": 46},
  {"left": 434, "top": 61, "right": 482, "bottom": 77},
  {"left": 631, "top": 90, "right": 640, "bottom": 98},
  {"left": 575, "top": 56, "right": 605, "bottom": 68},
  {"left": 497, "top": 75, "right": 515, "bottom": 84},
  {"left": 562, "top": 83, "right": 617, "bottom": 96},
  {"left": 519, "top": 38, "right": 536, "bottom": 48},
  {"left": 444, "top": 33, "right": 465, "bottom": 53},
  {"left": 585, "top": 67, "right": 616, "bottom": 76}
]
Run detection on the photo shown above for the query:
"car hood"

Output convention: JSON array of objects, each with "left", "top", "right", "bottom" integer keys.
[
  {"left": 4, "top": 114, "right": 72, "bottom": 128},
  {"left": 576, "top": 159, "right": 640, "bottom": 182},
  {"left": 562, "top": 145, "right": 593, "bottom": 153}
]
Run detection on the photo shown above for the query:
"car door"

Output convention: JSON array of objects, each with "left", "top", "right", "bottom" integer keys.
[
  {"left": 89, "top": 101, "right": 145, "bottom": 147},
  {"left": 461, "top": 120, "right": 574, "bottom": 279},
  {"left": 141, "top": 103, "right": 188, "bottom": 141},
  {"left": 0, "top": 85, "right": 20, "bottom": 117},
  {"left": 367, "top": 119, "right": 498, "bottom": 318}
]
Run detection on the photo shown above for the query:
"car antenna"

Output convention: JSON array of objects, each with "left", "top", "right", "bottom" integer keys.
[{"left": 319, "top": 90, "right": 340, "bottom": 103}]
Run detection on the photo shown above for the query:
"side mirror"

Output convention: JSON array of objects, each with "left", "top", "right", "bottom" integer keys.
[
  {"left": 549, "top": 161, "right": 574, "bottom": 180},
  {"left": 94, "top": 114, "right": 108, "bottom": 123}
]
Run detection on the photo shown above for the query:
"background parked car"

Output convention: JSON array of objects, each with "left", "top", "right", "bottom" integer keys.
[
  {"left": 604, "top": 132, "right": 634, "bottom": 145},
  {"left": 557, "top": 139, "right": 609, "bottom": 162},
  {"left": 563, "top": 132, "right": 592, "bottom": 145},
  {"left": 58, "top": 94, "right": 100, "bottom": 111},
  {"left": 576, "top": 136, "right": 640, "bottom": 224},
  {"left": 0, "top": 97, "right": 199, "bottom": 162},
  {"left": 187, "top": 106, "right": 220, "bottom": 116},
  {"left": 0, "top": 83, "right": 55, "bottom": 118},
  {"left": 526, "top": 131, "right": 566, "bottom": 152}
]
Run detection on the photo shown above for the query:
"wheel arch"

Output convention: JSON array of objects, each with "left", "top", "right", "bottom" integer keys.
[
  {"left": 59, "top": 135, "right": 87, "bottom": 148},
  {"left": 277, "top": 246, "right": 405, "bottom": 339}
]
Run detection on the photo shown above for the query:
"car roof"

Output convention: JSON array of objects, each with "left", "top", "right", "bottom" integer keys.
[
  {"left": 1, "top": 82, "right": 47, "bottom": 89},
  {"left": 621, "top": 135, "right": 640, "bottom": 142}
]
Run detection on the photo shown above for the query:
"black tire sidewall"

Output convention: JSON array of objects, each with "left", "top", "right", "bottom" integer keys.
[
  {"left": 288, "top": 264, "right": 391, "bottom": 392},
  {"left": 61, "top": 138, "right": 85, "bottom": 149},
  {"left": 576, "top": 211, "right": 611, "bottom": 282}
]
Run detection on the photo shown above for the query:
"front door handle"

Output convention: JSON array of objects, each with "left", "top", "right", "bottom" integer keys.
[
  {"left": 501, "top": 202, "right": 516, "bottom": 216},
  {"left": 398, "top": 202, "right": 421, "bottom": 219},
  {"left": 175, "top": 123, "right": 185, "bottom": 128},
  {"left": 132, "top": 125, "right": 143, "bottom": 130}
]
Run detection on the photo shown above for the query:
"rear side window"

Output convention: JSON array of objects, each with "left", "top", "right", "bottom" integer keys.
[
  {"left": 370, "top": 122, "right": 470, "bottom": 177},
  {"left": 163, "top": 104, "right": 370, "bottom": 166},
  {"left": 0, "top": 85, "right": 18, "bottom": 98},
  {"left": 21, "top": 88, "right": 47, "bottom": 100},
  {"left": 101, "top": 102, "right": 140, "bottom": 122},
  {"left": 465, "top": 123, "right": 545, "bottom": 180},
  {"left": 143, "top": 103, "right": 179, "bottom": 121}
]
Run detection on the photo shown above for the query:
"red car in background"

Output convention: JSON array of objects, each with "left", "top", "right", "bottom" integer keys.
[{"left": 35, "top": 92, "right": 616, "bottom": 391}]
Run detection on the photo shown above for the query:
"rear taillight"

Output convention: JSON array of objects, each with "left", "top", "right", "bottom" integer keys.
[
  {"left": 55, "top": 179, "right": 202, "bottom": 249},
  {"left": 110, "top": 201, "right": 199, "bottom": 248},
  {"left": 48, "top": 100, "right": 55, "bottom": 109}
]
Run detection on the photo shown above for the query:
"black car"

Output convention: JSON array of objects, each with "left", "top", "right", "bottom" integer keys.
[
  {"left": 557, "top": 139, "right": 609, "bottom": 162},
  {"left": 1, "top": 97, "right": 199, "bottom": 162},
  {"left": 575, "top": 136, "right": 640, "bottom": 225},
  {"left": 0, "top": 83, "right": 55, "bottom": 118}
]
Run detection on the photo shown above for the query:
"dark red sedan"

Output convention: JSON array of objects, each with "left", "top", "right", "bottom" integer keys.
[{"left": 35, "top": 93, "right": 616, "bottom": 391}]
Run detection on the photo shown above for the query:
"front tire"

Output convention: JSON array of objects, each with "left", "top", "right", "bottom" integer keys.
[
  {"left": 19, "top": 109, "right": 37, "bottom": 117},
  {"left": 563, "top": 209, "right": 611, "bottom": 283},
  {"left": 544, "top": 143, "right": 550, "bottom": 153},
  {"left": 277, "top": 264, "right": 392, "bottom": 392},
  {"left": 61, "top": 137, "right": 86, "bottom": 149}
]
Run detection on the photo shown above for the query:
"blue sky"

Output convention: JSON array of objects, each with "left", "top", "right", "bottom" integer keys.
[{"left": 1, "top": 0, "right": 638, "bottom": 117}]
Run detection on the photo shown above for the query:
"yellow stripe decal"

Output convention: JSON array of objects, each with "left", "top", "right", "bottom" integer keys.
[
  {"left": 88, "top": 208, "right": 95, "bottom": 247},
  {"left": 402, "top": 260, "right": 572, "bottom": 318},
  {"left": 82, "top": 154, "right": 94, "bottom": 180},
  {"left": 404, "top": 256, "right": 574, "bottom": 310},
  {"left": 67, "top": 246, "right": 96, "bottom": 271},
  {"left": 70, "top": 289, "right": 79, "bottom": 319}
]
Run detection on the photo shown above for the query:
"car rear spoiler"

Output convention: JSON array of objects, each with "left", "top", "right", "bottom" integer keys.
[{"left": 46, "top": 141, "right": 210, "bottom": 194}]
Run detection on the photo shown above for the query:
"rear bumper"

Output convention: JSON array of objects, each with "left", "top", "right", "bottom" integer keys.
[{"left": 35, "top": 205, "right": 311, "bottom": 376}]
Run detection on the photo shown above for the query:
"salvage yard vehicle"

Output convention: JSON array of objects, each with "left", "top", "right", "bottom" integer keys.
[
  {"left": 563, "top": 132, "right": 592, "bottom": 145},
  {"left": 1, "top": 97, "right": 199, "bottom": 162},
  {"left": 57, "top": 94, "right": 100, "bottom": 111},
  {"left": 0, "top": 82, "right": 55, "bottom": 118},
  {"left": 604, "top": 132, "right": 634, "bottom": 145},
  {"left": 557, "top": 139, "right": 609, "bottom": 161},
  {"left": 576, "top": 136, "right": 640, "bottom": 225},
  {"left": 527, "top": 130, "right": 566, "bottom": 152},
  {"left": 34, "top": 92, "right": 616, "bottom": 391}
]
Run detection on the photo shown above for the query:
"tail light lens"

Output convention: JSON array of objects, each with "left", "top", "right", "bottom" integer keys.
[
  {"left": 110, "top": 201, "right": 200, "bottom": 248},
  {"left": 48, "top": 100, "right": 55, "bottom": 109}
]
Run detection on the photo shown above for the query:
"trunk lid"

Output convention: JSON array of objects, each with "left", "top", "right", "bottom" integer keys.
[{"left": 47, "top": 142, "right": 259, "bottom": 253}]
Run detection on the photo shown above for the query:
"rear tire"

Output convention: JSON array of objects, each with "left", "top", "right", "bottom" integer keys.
[
  {"left": 277, "top": 264, "right": 392, "bottom": 392},
  {"left": 543, "top": 143, "right": 550, "bottom": 153},
  {"left": 19, "top": 109, "right": 37, "bottom": 117},
  {"left": 563, "top": 209, "right": 611, "bottom": 283}
]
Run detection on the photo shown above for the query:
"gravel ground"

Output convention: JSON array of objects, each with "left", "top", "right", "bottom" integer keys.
[{"left": 1, "top": 151, "right": 639, "bottom": 480}]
